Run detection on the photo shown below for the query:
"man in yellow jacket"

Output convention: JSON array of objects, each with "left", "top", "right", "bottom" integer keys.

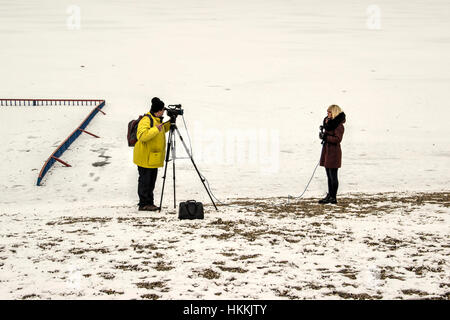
[{"left": 133, "top": 97, "right": 171, "bottom": 211}]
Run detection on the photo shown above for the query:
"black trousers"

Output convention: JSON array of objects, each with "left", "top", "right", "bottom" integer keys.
[
  {"left": 137, "top": 166, "right": 158, "bottom": 206},
  {"left": 325, "top": 168, "right": 339, "bottom": 198}
]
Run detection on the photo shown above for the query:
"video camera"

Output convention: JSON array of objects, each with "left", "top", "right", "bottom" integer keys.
[
  {"left": 165, "top": 104, "right": 184, "bottom": 122},
  {"left": 319, "top": 125, "right": 326, "bottom": 144}
]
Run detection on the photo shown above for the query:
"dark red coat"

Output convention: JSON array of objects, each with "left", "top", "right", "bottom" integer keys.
[{"left": 320, "top": 113, "right": 346, "bottom": 168}]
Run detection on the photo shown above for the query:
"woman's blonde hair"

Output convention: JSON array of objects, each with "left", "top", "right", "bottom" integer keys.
[{"left": 327, "top": 104, "right": 343, "bottom": 119}]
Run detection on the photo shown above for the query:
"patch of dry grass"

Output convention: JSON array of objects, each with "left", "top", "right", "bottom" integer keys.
[
  {"left": 136, "top": 281, "right": 166, "bottom": 290},
  {"left": 197, "top": 268, "right": 221, "bottom": 280},
  {"left": 47, "top": 217, "right": 112, "bottom": 226},
  {"left": 227, "top": 192, "right": 450, "bottom": 217},
  {"left": 217, "top": 266, "right": 248, "bottom": 273}
]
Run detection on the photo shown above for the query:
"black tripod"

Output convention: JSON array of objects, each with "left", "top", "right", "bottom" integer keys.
[{"left": 158, "top": 118, "right": 218, "bottom": 212}]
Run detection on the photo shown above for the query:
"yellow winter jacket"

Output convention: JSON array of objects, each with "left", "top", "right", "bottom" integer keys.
[{"left": 133, "top": 112, "right": 171, "bottom": 168}]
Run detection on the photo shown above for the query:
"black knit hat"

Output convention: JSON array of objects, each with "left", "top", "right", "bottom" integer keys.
[{"left": 150, "top": 97, "right": 165, "bottom": 113}]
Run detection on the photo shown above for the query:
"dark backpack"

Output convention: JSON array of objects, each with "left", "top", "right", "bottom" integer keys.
[{"left": 127, "top": 114, "right": 154, "bottom": 147}]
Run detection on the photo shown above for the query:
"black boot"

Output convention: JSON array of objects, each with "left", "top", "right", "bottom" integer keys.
[
  {"left": 318, "top": 194, "right": 330, "bottom": 204},
  {"left": 327, "top": 197, "right": 337, "bottom": 204}
]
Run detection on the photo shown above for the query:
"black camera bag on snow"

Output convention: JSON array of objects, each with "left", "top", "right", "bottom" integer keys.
[{"left": 179, "top": 200, "right": 204, "bottom": 220}]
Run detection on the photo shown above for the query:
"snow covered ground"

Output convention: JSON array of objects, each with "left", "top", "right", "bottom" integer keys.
[
  {"left": 0, "top": 193, "right": 448, "bottom": 299},
  {"left": 0, "top": 0, "right": 449, "bottom": 299}
]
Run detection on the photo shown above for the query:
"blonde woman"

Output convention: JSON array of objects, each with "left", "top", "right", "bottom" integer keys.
[{"left": 318, "top": 105, "right": 346, "bottom": 204}]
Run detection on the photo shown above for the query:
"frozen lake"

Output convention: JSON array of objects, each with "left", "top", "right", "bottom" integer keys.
[{"left": 1, "top": 0, "right": 449, "bottom": 206}]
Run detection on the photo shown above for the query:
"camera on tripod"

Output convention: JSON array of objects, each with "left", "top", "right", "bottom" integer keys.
[
  {"left": 165, "top": 104, "right": 184, "bottom": 122},
  {"left": 159, "top": 102, "right": 218, "bottom": 212}
]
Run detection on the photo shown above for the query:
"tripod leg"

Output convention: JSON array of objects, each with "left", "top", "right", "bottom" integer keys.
[
  {"left": 172, "top": 136, "right": 176, "bottom": 209},
  {"left": 174, "top": 127, "right": 218, "bottom": 211},
  {"left": 159, "top": 129, "right": 173, "bottom": 212}
]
